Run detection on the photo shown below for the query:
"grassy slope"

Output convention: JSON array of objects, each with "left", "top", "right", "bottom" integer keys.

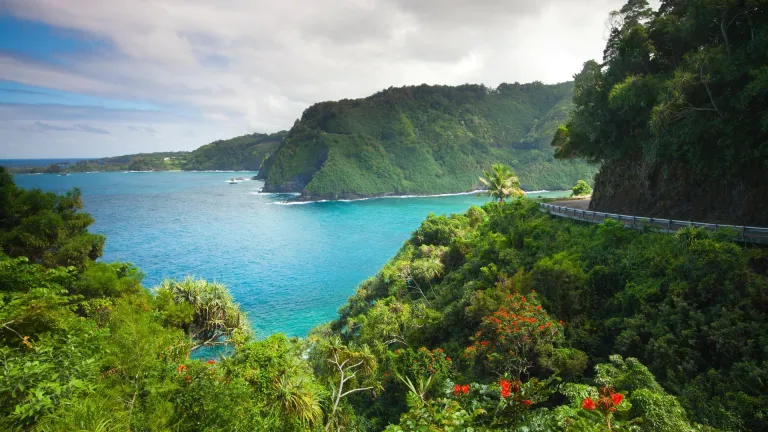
[{"left": 259, "top": 82, "right": 597, "bottom": 199}]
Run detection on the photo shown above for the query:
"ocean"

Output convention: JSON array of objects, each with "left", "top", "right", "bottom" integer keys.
[
  {"left": 11, "top": 171, "right": 570, "bottom": 337},
  {"left": 0, "top": 158, "right": 94, "bottom": 168}
]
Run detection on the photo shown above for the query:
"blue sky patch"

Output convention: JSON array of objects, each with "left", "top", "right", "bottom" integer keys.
[
  {"left": 0, "top": 80, "right": 161, "bottom": 111},
  {"left": 0, "top": 16, "right": 112, "bottom": 65}
]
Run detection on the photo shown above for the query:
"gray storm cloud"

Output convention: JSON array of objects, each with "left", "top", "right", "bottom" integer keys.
[{"left": 0, "top": 0, "right": 637, "bottom": 157}]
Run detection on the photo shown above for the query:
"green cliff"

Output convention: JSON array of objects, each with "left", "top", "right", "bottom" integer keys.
[
  {"left": 258, "top": 82, "right": 596, "bottom": 200},
  {"left": 552, "top": 0, "right": 768, "bottom": 225}
]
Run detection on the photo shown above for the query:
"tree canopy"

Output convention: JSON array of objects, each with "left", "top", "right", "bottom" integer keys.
[{"left": 552, "top": 0, "right": 768, "bottom": 224}]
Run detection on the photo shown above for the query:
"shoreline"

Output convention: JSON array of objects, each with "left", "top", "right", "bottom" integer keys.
[
  {"left": 267, "top": 189, "right": 562, "bottom": 205},
  {"left": 11, "top": 169, "right": 260, "bottom": 175}
]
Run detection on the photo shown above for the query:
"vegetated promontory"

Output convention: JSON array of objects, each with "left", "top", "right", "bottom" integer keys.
[
  {"left": 552, "top": 0, "right": 768, "bottom": 226},
  {"left": 257, "top": 81, "right": 597, "bottom": 200},
  {"left": 9, "top": 131, "right": 286, "bottom": 173}
]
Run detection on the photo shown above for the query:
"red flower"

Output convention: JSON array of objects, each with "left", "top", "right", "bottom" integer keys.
[
  {"left": 446, "top": 357, "right": 451, "bottom": 362},
  {"left": 453, "top": 384, "right": 462, "bottom": 395},
  {"left": 461, "top": 384, "right": 470, "bottom": 394},
  {"left": 206, "top": 359, "right": 216, "bottom": 365},
  {"left": 611, "top": 392, "right": 624, "bottom": 407},
  {"left": 480, "top": 341, "right": 489, "bottom": 347},
  {"left": 582, "top": 397, "right": 596, "bottom": 410},
  {"left": 500, "top": 379, "right": 512, "bottom": 398},
  {"left": 185, "top": 375, "right": 191, "bottom": 382},
  {"left": 522, "top": 399, "right": 532, "bottom": 406},
  {"left": 176, "top": 364, "right": 186, "bottom": 373}
]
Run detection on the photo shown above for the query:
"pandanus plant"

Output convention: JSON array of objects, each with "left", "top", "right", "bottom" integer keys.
[{"left": 154, "top": 276, "right": 250, "bottom": 349}]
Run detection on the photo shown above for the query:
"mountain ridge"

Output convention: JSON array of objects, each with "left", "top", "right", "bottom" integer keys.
[{"left": 257, "top": 81, "right": 596, "bottom": 200}]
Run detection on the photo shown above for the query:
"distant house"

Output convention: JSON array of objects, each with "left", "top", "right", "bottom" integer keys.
[{"left": 163, "top": 157, "right": 170, "bottom": 161}]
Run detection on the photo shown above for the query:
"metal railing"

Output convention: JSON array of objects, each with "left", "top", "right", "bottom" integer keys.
[{"left": 538, "top": 203, "right": 768, "bottom": 244}]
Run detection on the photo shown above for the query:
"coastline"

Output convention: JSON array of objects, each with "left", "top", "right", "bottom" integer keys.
[
  {"left": 11, "top": 169, "right": 260, "bottom": 175},
  {"left": 266, "top": 189, "right": 560, "bottom": 205}
]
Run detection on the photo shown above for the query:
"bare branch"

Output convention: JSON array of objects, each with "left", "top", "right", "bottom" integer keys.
[{"left": 339, "top": 386, "right": 374, "bottom": 399}]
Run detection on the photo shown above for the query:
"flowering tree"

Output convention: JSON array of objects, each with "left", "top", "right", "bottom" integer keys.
[{"left": 465, "top": 292, "right": 564, "bottom": 378}]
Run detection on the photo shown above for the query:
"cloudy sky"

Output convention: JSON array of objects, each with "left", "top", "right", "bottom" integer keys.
[{"left": 0, "top": 0, "right": 640, "bottom": 158}]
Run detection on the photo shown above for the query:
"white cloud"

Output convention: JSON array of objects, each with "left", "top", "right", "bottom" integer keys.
[{"left": 0, "top": 0, "right": 635, "bottom": 157}]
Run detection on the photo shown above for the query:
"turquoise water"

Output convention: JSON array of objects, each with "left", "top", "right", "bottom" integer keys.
[{"left": 12, "top": 172, "right": 569, "bottom": 337}]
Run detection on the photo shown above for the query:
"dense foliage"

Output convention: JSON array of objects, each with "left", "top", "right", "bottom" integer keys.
[
  {"left": 479, "top": 164, "right": 524, "bottom": 203},
  {"left": 552, "top": 0, "right": 768, "bottom": 224},
  {"left": 182, "top": 132, "right": 286, "bottom": 171},
  {"left": 333, "top": 198, "right": 768, "bottom": 431},
  {"left": 7, "top": 132, "right": 286, "bottom": 174},
  {"left": 9, "top": 164, "right": 764, "bottom": 430},
  {"left": 259, "top": 82, "right": 597, "bottom": 200},
  {"left": 572, "top": 180, "right": 593, "bottom": 197}
]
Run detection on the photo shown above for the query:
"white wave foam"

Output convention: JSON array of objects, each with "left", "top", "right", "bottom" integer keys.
[
  {"left": 270, "top": 189, "right": 488, "bottom": 205},
  {"left": 253, "top": 191, "right": 301, "bottom": 196},
  {"left": 524, "top": 190, "right": 550, "bottom": 194}
]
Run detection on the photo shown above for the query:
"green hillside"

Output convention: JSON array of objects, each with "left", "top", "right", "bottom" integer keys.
[
  {"left": 7, "top": 132, "right": 286, "bottom": 174},
  {"left": 552, "top": 0, "right": 768, "bottom": 225},
  {"left": 182, "top": 131, "right": 286, "bottom": 171},
  {"left": 259, "top": 82, "right": 597, "bottom": 200}
]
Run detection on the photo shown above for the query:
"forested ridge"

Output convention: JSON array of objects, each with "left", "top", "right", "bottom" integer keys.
[
  {"left": 552, "top": 0, "right": 768, "bottom": 225},
  {"left": 258, "top": 81, "right": 596, "bottom": 200},
  {"left": 9, "top": 132, "right": 286, "bottom": 174}
]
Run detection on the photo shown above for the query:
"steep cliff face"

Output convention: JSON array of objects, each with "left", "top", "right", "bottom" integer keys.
[
  {"left": 258, "top": 82, "right": 597, "bottom": 200},
  {"left": 590, "top": 159, "right": 768, "bottom": 226},
  {"left": 551, "top": 0, "right": 768, "bottom": 226}
]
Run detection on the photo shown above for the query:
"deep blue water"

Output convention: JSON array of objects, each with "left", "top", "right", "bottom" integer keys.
[{"left": 12, "top": 171, "right": 568, "bottom": 337}]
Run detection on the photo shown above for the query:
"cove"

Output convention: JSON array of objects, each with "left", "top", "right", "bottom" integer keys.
[{"left": 13, "top": 171, "right": 568, "bottom": 337}]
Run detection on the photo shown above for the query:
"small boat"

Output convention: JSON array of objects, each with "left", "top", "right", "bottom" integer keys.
[
  {"left": 59, "top": 173, "right": 69, "bottom": 176},
  {"left": 228, "top": 178, "right": 238, "bottom": 184}
]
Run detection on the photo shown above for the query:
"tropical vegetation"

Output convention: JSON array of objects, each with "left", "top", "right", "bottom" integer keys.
[
  {"left": 8, "top": 132, "right": 286, "bottom": 174},
  {"left": 572, "top": 180, "right": 592, "bottom": 197},
  {"left": 3, "top": 161, "right": 766, "bottom": 430},
  {"left": 552, "top": 0, "right": 768, "bottom": 225},
  {"left": 479, "top": 164, "right": 524, "bottom": 203},
  {"left": 258, "top": 81, "right": 597, "bottom": 200},
  {"left": 3, "top": 0, "right": 768, "bottom": 430}
]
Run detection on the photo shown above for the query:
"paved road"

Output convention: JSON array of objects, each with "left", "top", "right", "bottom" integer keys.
[
  {"left": 549, "top": 199, "right": 590, "bottom": 210},
  {"left": 538, "top": 202, "right": 768, "bottom": 245}
]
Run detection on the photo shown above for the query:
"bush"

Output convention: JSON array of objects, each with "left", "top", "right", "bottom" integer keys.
[{"left": 571, "top": 180, "right": 592, "bottom": 196}]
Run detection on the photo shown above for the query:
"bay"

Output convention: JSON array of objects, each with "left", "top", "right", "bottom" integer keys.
[{"left": 12, "top": 171, "right": 569, "bottom": 337}]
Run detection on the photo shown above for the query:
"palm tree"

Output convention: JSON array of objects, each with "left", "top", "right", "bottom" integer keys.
[{"left": 478, "top": 164, "right": 524, "bottom": 203}]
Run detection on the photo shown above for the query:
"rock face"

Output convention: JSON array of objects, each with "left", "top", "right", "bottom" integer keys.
[
  {"left": 258, "top": 82, "right": 597, "bottom": 201},
  {"left": 590, "top": 158, "right": 768, "bottom": 226}
]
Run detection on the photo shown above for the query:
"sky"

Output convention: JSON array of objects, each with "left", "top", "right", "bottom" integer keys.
[{"left": 0, "top": 0, "right": 641, "bottom": 158}]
